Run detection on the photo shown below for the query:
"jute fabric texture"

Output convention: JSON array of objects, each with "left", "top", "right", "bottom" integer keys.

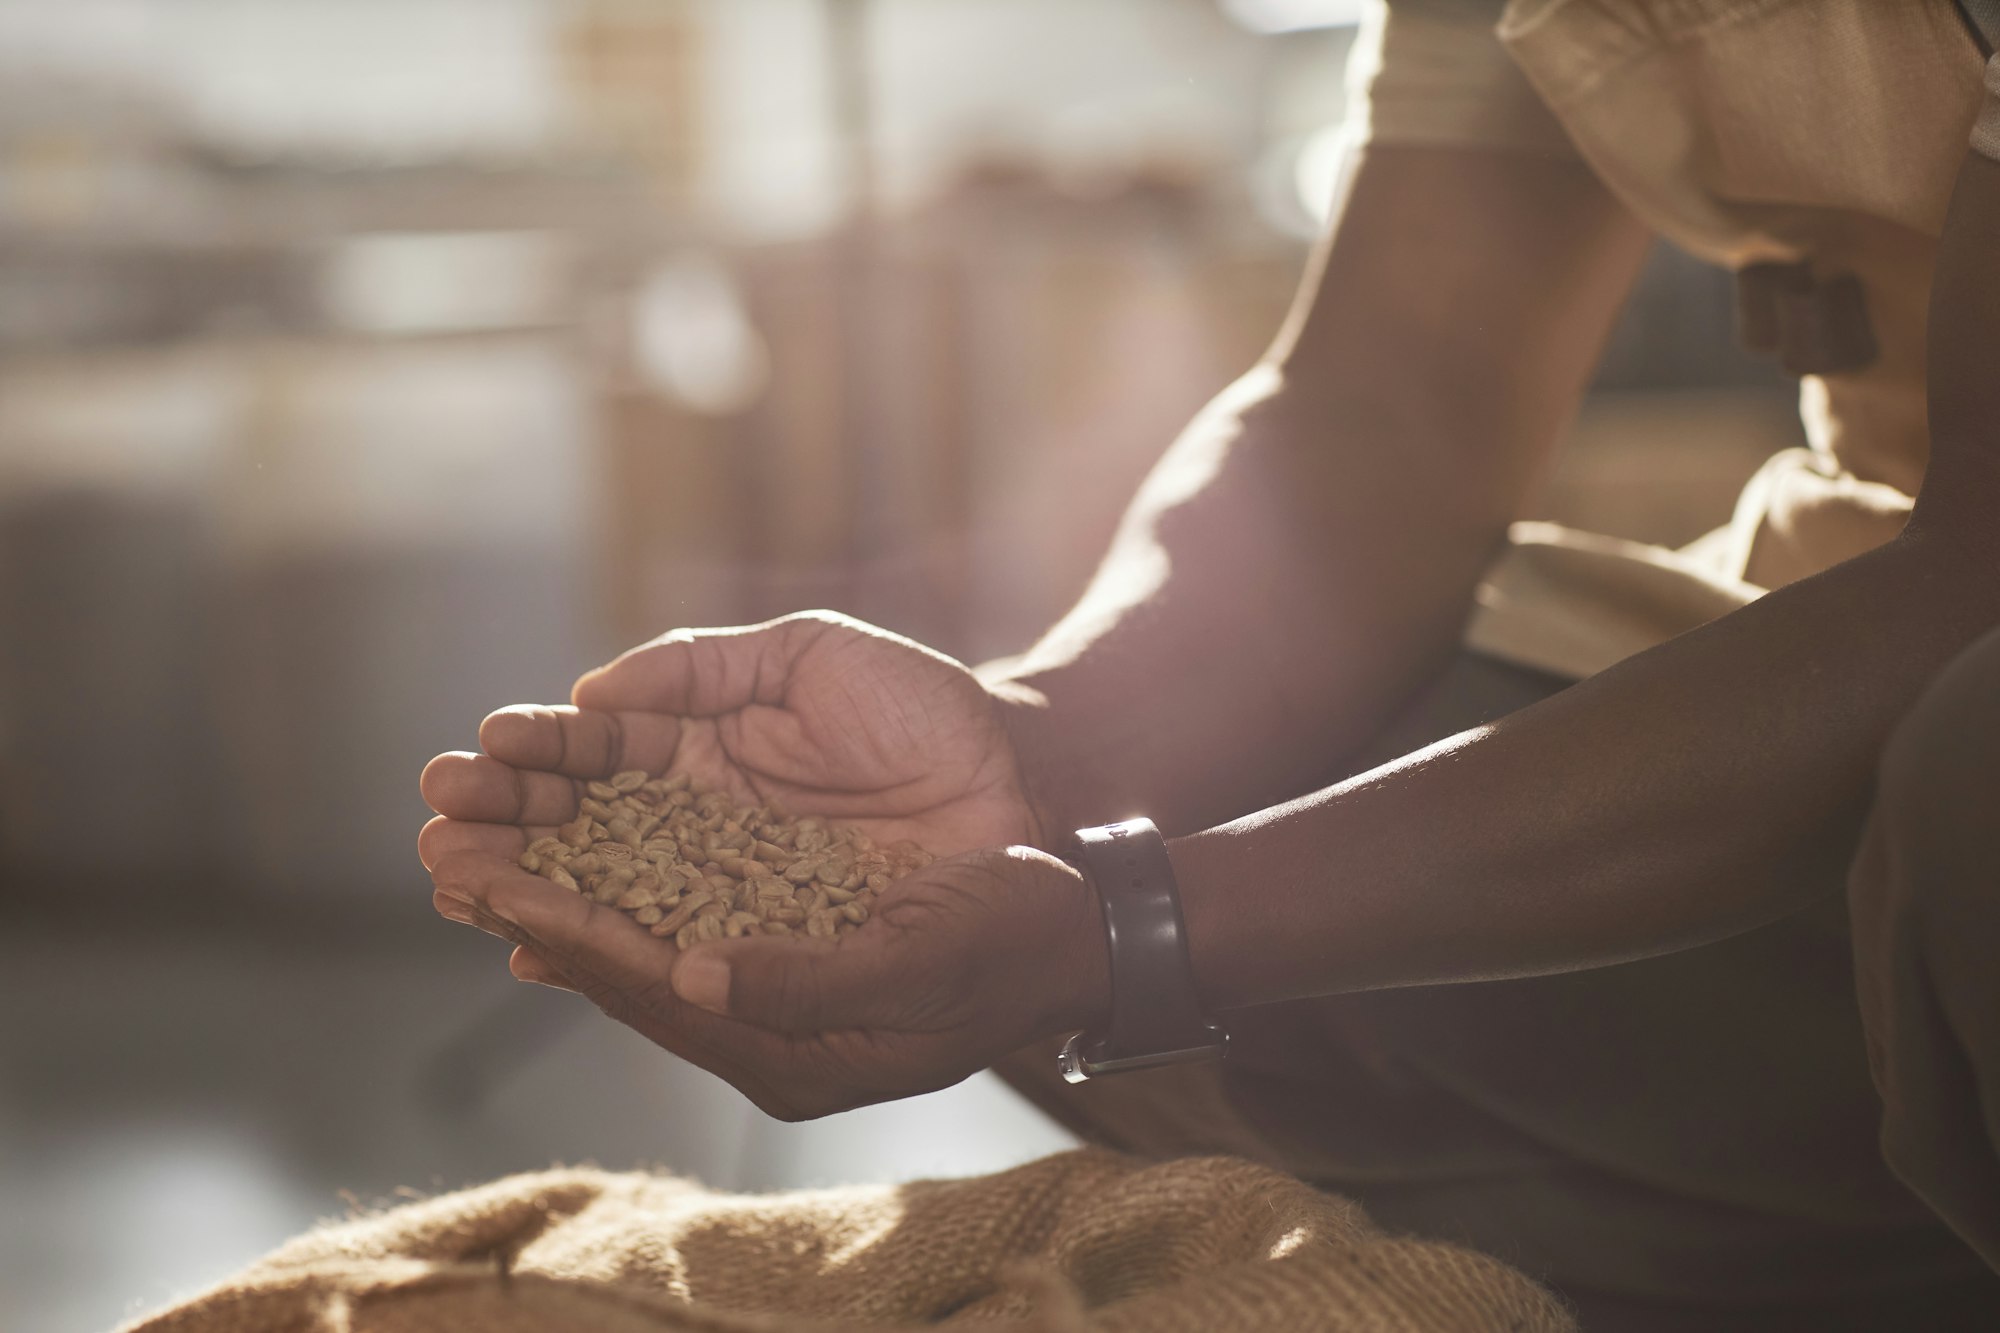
[{"left": 120, "top": 1150, "right": 1573, "bottom": 1333}]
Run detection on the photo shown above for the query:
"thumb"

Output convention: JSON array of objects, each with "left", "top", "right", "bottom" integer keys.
[{"left": 669, "top": 935, "right": 922, "bottom": 1035}]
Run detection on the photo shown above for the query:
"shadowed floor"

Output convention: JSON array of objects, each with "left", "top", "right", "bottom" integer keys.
[{"left": 0, "top": 925, "right": 1073, "bottom": 1333}]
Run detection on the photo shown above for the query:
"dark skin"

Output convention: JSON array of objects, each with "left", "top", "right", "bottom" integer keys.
[{"left": 421, "top": 145, "right": 1999, "bottom": 1121}]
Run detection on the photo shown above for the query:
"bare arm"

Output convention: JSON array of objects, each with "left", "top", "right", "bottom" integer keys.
[
  {"left": 414, "top": 155, "right": 1996, "bottom": 1124},
  {"left": 1172, "top": 151, "right": 2000, "bottom": 1010},
  {"left": 989, "top": 145, "right": 1653, "bottom": 838}
]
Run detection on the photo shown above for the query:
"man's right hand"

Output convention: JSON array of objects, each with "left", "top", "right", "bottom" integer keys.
[{"left": 418, "top": 611, "right": 1042, "bottom": 890}]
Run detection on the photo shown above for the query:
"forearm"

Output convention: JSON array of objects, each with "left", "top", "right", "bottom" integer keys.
[
  {"left": 1171, "top": 516, "right": 2000, "bottom": 1009},
  {"left": 984, "top": 147, "right": 1652, "bottom": 842},
  {"left": 1163, "top": 151, "right": 2000, "bottom": 1011},
  {"left": 986, "top": 366, "right": 1514, "bottom": 842}
]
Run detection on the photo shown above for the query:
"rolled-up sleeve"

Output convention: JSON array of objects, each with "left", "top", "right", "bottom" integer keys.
[{"left": 1348, "top": 0, "right": 1578, "bottom": 158}]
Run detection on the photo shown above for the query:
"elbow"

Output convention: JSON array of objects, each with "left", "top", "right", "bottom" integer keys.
[{"left": 1904, "top": 444, "right": 2000, "bottom": 583}]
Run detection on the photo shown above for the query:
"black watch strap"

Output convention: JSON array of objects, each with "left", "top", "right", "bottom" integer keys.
[{"left": 1058, "top": 817, "right": 1227, "bottom": 1083}]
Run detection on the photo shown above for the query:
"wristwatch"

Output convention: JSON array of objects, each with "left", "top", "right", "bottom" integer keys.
[{"left": 1058, "top": 817, "right": 1228, "bottom": 1083}]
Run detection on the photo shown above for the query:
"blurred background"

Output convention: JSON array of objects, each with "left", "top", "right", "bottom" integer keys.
[{"left": 0, "top": 1, "right": 1804, "bottom": 1329}]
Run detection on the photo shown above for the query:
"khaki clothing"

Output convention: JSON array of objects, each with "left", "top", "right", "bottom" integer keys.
[
  {"left": 1850, "top": 628, "right": 2000, "bottom": 1282},
  {"left": 1032, "top": 9, "right": 2000, "bottom": 1312},
  {"left": 1352, "top": 0, "right": 2000, "bottom": 680},
  {"left": 1980, "top": 45, "right": 2000, "bottom": 157},
  {"left": 1001, "top": 650, "right": 2000, "bottom": 1330},
  {"left": 1065, "top": 5, "right": 2000, "bottom": 1323}
]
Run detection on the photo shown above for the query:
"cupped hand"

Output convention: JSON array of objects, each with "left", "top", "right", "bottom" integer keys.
[
  {"left": 428, "top": 842, "right": 1108, "bottom": 1120},
  {"left": 418, "top": 612, "right": 1041, "bottom": 885}
]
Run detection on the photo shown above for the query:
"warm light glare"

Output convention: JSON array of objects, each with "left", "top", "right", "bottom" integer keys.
[
  {"left": 1269, "top": 1224, "right": 1312, "bottom": 1258},
  {"left": 1292, "top": 122, "right": 1352, "bottom": 226},
  {"left": 1218, "top": 0, "right": 1369, "bottom": 35},
  {"left": 631, "top": 254, "right": 770, "bottom": 417},
  {"left": 320, "top": 230, "right": 571, "bottom": 335}
]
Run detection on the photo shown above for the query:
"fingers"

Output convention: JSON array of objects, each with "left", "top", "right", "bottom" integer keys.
[
  {"left": 669, "top": 932, "right": 926, "bottom": 1036},
  {"left": 434, "top": 888, "right": 477, "bottom": 925},
  {"left": 430, "top": 851, "right": 669, "bottom": 1009},
  {"left": 432, "top": 851, "right": 714, "bottom": 1022},
  {"left": 429, "top": 850, "right": 815, "bottom": 1113},
  {"left": 572, "top": 615, "right": 847, "bottom": 715},
  {"left": 477, "top": 705, "right": 683, "bottom": 781},
  {"left": 431, "top": 851, "right": 691, "bottom": 1013},
  {"left": 418, "top": 816, "right": 531, "bottom": 871},
  {"left": 432, "top": 848, "right": 602, "bottom": 937},
  {"left": 421, "top": 751, "right": 583, "bottom": 825},
  {"left": 509, "top": 945, "right": 578, "bottom": 991}
]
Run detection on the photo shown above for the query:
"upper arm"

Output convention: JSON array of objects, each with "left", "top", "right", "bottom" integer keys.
[{"left": 1267, "top": 143, "right": 1655, "bottom": 525}]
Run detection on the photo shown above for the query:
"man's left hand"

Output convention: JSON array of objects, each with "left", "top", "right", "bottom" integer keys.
[{"left": 427, "top": 843, "right": 1108, "bottom": 1120}]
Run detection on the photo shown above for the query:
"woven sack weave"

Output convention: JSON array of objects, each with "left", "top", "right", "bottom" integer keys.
[{"left": 123, "top": 1149, "right": 1572, "bottom": 1333}]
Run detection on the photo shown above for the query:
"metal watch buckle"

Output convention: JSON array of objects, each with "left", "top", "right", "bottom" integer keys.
[{"left": 1058, "top": 1028, "right": 1229, "bottom": 1084}]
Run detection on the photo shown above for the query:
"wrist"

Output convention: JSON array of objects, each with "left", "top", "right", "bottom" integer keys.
[
  {"left": 1054, "top": 818, "right": 1228, "bottom": 1080},
  {"left": 1019, "top": 849, "right": 1112, "bottom": 1034},
  {"left": 1162, "top": 824, "right": 1253, "bottom": 1013},
  {"left": 984, "top": 677, "right": 1080, "bottom": 851}
]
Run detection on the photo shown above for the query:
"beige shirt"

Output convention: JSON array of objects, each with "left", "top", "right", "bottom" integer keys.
[{"left": 1352, "top": 0, "right": 2000, "bottom": 680}]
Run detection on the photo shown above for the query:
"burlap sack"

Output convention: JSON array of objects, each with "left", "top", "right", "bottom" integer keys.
[{"left": 122, "top": 1149, "right": 1573, "bottom": 1333}]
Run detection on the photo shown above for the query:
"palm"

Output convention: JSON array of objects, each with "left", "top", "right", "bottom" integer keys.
[
  {"left": 662, "top": 625, "right": 1033, "bottom": 855},
  {"left": 418, "top": 614, "right": 1039, "bottom": 878},
  {"left": 420, "top": 622, "right": 1093, "bottom": 1120}
]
